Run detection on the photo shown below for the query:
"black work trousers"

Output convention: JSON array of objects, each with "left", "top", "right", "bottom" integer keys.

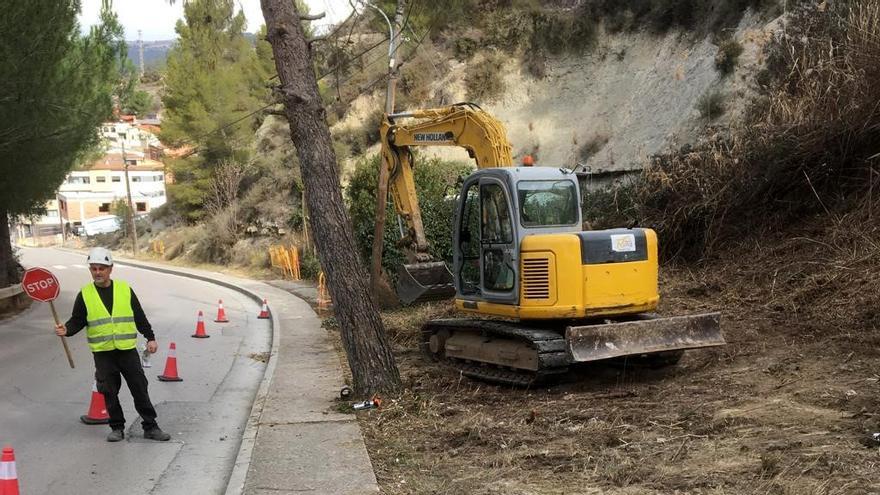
[{"left": 93, "top": 349, "right": 158, "bottom": 431}]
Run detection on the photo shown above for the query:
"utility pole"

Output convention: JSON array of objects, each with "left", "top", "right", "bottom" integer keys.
[
  {"left": 138, "top": 30, "right": 145, "bottom": 79},
  {"left": 121, "top": 140, "right": 139, "bottom": 256},
  {"left": 57, "top": 197, "right": 65, "bottom": 243},
  {"left": 370, "top": 0, "right": 405, "bottom": 296}
]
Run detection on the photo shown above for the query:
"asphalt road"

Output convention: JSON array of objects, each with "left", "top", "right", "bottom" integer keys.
[{"left": 0, "top": 247, "right": 271, "bottom": 495}]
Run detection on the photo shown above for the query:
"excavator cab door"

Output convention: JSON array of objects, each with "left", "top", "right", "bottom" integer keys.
[{"left": 453, "top": 175, "right": 518, "bottom": 304}]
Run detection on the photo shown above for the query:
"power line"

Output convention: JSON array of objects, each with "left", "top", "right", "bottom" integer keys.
[{"left": 177, "top": 101, "right": 276, "bottom": 159}]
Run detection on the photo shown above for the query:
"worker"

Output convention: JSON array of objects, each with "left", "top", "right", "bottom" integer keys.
[{"left": 55, "top": 247, "right": 171, "bottom": 443}]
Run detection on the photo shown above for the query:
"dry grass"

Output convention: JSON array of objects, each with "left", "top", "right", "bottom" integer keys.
[
  {"left": 360, "top": 212, "right": 880, "bottom": 493},
  {"left": 380, "top": 301, "right": 459, "bottom": 349},
  {"left": 638, "top": 1, "right": 880, "bottom": 261}
]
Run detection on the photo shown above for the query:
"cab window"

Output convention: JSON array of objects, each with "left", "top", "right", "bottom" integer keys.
[
  {"left": 518, "top": 180, "right": 578, "bottom": 227},
  {"left": 480, "top": 183, "right": 513, "bottom": 243}
]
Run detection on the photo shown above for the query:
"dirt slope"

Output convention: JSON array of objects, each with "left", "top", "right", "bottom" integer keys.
[{"left": 339, "top": 10, "right": 775, "bottom": 174}]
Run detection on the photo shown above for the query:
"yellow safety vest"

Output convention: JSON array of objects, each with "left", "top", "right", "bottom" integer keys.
[{"left": 82, "top": 280, "right": 138, "bottom": 352}]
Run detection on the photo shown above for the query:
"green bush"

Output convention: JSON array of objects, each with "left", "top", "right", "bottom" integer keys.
[
  {"left": 465, "top": 52, "right": 506, "bottom": 103},
  {"left": 581, "top": 180, "right": 642, "bottom": 231},
  {"left": 453, "top": 36, "right": 479, "bottom": 61},
  {"left": 346, "top": 154, "right": 473, "bottom": 281},
  {"left": 398, "top": 50, "right": 439, "bottom": 108},
  {"left": 300, "top": 250, "right": 322, "bottom": 280},
  {"left": 528, "top": 10, "right": 598, "bottom": 56},
  {"left": 696, "top": 90, "right": 726, "bottom": 120},
  {"left": 715, "top": 37, "right": 744, "bottom": 75}
]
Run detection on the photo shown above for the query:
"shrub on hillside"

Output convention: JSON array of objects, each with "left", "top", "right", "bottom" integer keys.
[
  {"left": 534, "top": 10, "right": 599, "bottom": 55},
  {"left": 696, "top": 90, "right": 726, "bottom": 120},
  {"left": 453, "top": 36, "right": 480, "bottom": 60},
  {"left": 637, "top": 0, "right": 880, "bottom": 260},
  {"left": 465, "top": 52, "right": 506, "bottom": 103},
  {"left": 715, "top": 37, "right": 744, "bottom": 75},
  {"left": 398, "top": 48, "right": 440, "bottom": 108}
]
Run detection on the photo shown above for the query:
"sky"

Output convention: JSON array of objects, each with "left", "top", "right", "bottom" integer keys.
[{"left": 79, "top": 0, "right": 356, "bottom": 41}]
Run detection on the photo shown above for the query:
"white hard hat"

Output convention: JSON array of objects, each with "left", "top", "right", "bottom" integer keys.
[{"left": 87, "top": 247, "right": 114, "bottom": 266}]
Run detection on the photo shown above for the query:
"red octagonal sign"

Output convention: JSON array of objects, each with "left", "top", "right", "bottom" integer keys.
[{"left": 21, "top": 267, "right": 60, "bottom": 302}]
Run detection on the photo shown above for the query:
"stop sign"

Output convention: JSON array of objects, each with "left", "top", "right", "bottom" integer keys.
[{"left": 21, "top": 267, "right": 60, "bottom": 302}]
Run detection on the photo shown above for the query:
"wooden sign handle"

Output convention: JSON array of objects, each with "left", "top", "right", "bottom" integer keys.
[{"left": 48, "top": 300, "right": 75, "bottom": 369}]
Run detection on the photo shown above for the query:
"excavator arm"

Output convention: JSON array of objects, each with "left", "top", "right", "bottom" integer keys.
[{"left": 378, "top": 103, "right": 513, "bottom": 303}]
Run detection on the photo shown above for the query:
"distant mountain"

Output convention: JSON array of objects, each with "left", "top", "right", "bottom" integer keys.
[
  {"left": 125, "top": 33, "right": 259, "bottom": 70},
  {"left": 126, "top": 40, "right": 175, "bottom": 69}
]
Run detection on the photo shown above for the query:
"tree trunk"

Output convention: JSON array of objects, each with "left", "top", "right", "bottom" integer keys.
[
  {"left": 0, "top": 208, "right": 18, "bottom": 288},
  {"left": 260, "top": 0, "right": 401, "bottom": 397}
]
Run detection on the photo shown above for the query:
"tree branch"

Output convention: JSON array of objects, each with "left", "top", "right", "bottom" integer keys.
[{"left": 299, "top": 12, "right": 325, "bottom": 21}]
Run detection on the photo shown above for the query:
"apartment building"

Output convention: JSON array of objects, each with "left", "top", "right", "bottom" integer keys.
[
  {"left": 57, "top": 152, "right": 167, "bottom": 229},
  {"left": 15, "top": 118, "right": 168, "bottom": 245}
]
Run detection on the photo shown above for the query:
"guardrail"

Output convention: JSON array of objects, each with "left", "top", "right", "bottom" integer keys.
[{"left": 0, "top": 284, "right": 23, "bottom": 300}]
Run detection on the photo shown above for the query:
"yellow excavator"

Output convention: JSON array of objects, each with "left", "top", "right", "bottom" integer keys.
[{"left": 379, "top": 103, "right": 724, "bottom": 385}]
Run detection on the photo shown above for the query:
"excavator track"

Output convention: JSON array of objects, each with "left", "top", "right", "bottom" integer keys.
[{"left": 421, "top": 319, "right": 570, "bottom": 387}]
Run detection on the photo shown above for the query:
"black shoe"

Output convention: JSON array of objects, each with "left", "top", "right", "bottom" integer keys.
[
  {"left": 107, "top": 429, "right": 124, "bottom": 442},
  {"left": 144, "top": 427, "right": 171, "bottom": 441}
]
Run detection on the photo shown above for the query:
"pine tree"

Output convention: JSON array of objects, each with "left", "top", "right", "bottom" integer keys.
[
  {"left": 0, "top": 0, "right": 126, "bottom": 287},
  {"left": 161, "top": 0, "right": 271, "bottom": 220}
]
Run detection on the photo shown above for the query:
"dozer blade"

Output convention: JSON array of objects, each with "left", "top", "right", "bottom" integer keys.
[
  {"left": 396, "top": 261, "right": 455, "bottom": 305},
  {"left": 566, "top": 312, "right": 724, "bottom": 362}
]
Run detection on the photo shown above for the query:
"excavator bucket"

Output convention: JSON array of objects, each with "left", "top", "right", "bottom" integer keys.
[
  {"left": 566, "top": 312, "right": 724, "bottom": 362},
  {"left": 397, "top": 261, "right": 455, "bottom": 305}
]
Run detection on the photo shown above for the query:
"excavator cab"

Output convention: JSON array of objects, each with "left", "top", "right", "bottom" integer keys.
[{"left": 452, "top": 168, "right": 582, "bottom": 304}]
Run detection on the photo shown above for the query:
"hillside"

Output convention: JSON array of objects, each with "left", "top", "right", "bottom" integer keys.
[{"left": 333, "top": 3, "right": 776, "bottom": 177}]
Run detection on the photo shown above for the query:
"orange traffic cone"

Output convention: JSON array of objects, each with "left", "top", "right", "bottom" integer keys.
[
  {"left": 214, "top": 299, "right": 229, "bottom": 323},
  {"left": 192, "top": 311, "right": 209, "bottom": 339},
  {"left": 257, "top": 299, "right": 270, "bottom": 319},
  {"left": 158, "top": 342, "right": 183, "bottom": 382},
  {"left": 80, "top": 381, "right": 109, "bottom": 425},
  {"left": 0, "top": 446, "right": 19, "bottom": 495}
]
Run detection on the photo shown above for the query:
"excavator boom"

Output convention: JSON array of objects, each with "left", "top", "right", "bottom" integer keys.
[{"left": 379, "top": 103, "right": 513, "bottom": 304}]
